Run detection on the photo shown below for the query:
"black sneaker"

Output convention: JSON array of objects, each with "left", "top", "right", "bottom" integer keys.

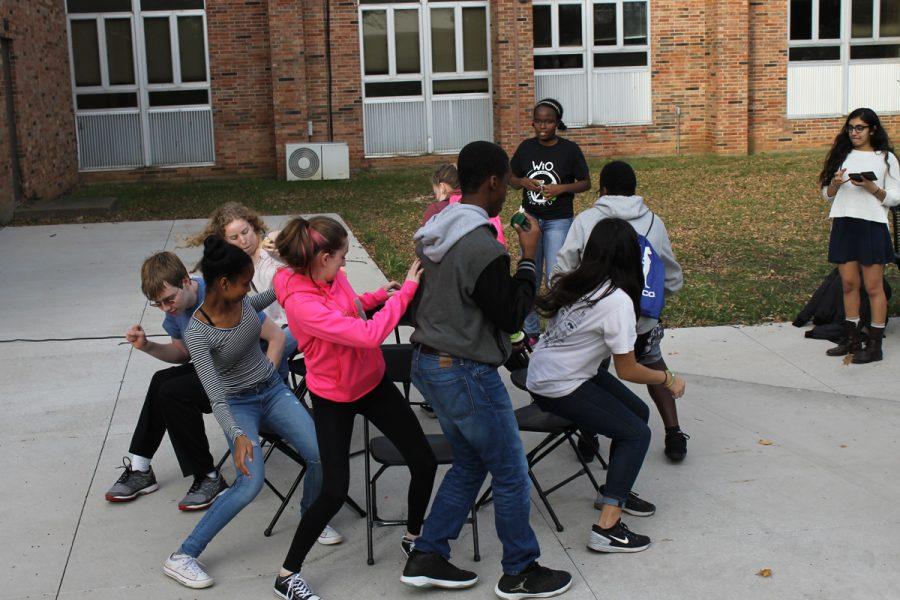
[
  {"left": 588, "top": 521, "right": 650, "bottom": 553},
  {"left": 420, "top": 403, "right": 438, "bottom": 419},
  {"left": 400, "top": 549, "right": 478, "bottom": 589},
  {"left": 594, "top": 487, "right": 655, "bottom": 516},
  {"left": 105, "top": 457, "right": 158, "bottom": 502},
  {"left": 495, "top": 562, "right": 572, "bottom": 600},
  {"left": 274, "top": 572, "right": 321, "bottom": 600},
  {"left": 400, "top": 535, "right": 415, "bottom": 557},
  {"left": 178, "top": 472, "right": 229, "bottom": 511},
  {"left": 576, "top": 432, "right": 599, "bottom": 464},
  {"left": 664, "top": 429, "right": 690, "bottom": 462}
]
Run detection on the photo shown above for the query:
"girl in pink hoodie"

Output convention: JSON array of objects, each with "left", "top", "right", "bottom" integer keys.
[
  {"left": 271, "top": 216, "right": 436, "bottom": 599},
  {"left": 424, "top": 163, "right": 506, "bottom": 245}
]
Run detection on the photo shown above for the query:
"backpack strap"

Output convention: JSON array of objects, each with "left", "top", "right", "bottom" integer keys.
[{"left": 645, "top": 213, "right": 655, "bottom": 237}]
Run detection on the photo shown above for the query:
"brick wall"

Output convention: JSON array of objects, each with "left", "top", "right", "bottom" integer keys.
[
  {"left": 0, "top": 1, "right": 77, "bottom": 204},
  {"left": 0, "top": 30, "right": 12, "bottom": 223}
]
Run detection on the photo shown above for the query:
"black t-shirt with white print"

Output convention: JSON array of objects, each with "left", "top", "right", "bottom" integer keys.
[{"left": 510, "top": 137, "right": 590, "bottom": 221}]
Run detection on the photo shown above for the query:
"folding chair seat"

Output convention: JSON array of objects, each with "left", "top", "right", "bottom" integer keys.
[
  {"left": 477, "top": 366, "right": 607, "bottom": 532},
  {"left": 363, "top": 343, "right": 480, "bottom": 565}
]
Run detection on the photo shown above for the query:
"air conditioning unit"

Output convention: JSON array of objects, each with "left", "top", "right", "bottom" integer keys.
[{"left": 285, "top": 143, "right": 350, "bottom": 181}]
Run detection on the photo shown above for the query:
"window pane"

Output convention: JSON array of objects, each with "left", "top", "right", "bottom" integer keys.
[
  {"left": 534, "top": 54, "right": 583, "bottom": 69},
  {"left": 788, "top": 45, "right": 840, "bottom": 60},
  {"left": 71, "top": 20, "right": 101, "bottom": 87},
  {"left": 431, "top": 8, "right": 456, "bottom": 73},
  {"left": 76, "top": 92, "right": 138, "bottom": 110},
  {"left": 178, "top": 16, "right": 207, "bottom": 82},
  {"left": 67, "top": 0, "right": 131, "bottom": 13},
  {"left": 850, "top": 43, "right": 900, "bottom": 59},
  {"left": 593, "top": 3, "right": 616, "bottom": 46},
  {"left": 558, "top": 4, "right": 582, "bottom": 46},
  {"left": 882, "top": 0, "right": 900, "bottom": 37},
  {"left": 365, "top": 81, "right": 423, "bottom": 97},
  {"left": 852, "top": 0, "right": 874, "bottom": 37},
  {"left": 362, "top": 11, "right": 389, "bottom": 75},
  {"left": 624, "top": 1, "right": 648, "bottom": 45},
  {"left": 533, "top": 5, "right": 551, "bottom": 48},
  {"left": 141, "top": 0, "right": 205, "bottom": 10},
  {"left": 433, "top": 78, "right": 488, "bottom": 94},
  {"left": 105, "top": 19, "right": 134, "bottom": 85},
  {"left": 394, "top": 10, "right": 421, "bottom": 74},
  {"left": 149, "top": 89, "right": 209, "bottom": 106},
  {"left": 790, "top": 0, "right": 812, "bottom": 40},
  {"left": 593, "top": 51, "right": 647, "bottom": 67},
  {"left": 462, "top": 7, "right": 487, "bottom": 71},
  {"left": 144, "top": 18, "right": 173, "bottom": 84},
  {"left": 818, "top": 0, "right": 841, "bottom": 39}
]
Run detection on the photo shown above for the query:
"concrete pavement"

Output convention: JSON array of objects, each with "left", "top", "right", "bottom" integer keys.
[{"left": 1, "top": 217, "right": 898, "bottom": 600}]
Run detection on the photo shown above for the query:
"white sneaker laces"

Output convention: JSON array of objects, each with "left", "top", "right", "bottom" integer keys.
[{"left": 286, "top": 573, "right": 315, "bottom": 599}]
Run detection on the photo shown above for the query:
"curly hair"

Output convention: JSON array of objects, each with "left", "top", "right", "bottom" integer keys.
[{"left": 184, "top": 202, "right": 269, "bottom": 249}]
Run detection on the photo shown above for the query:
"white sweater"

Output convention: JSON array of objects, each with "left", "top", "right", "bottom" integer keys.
[{"left": 822, "top": 150, "right": 900, "bottom": 224}]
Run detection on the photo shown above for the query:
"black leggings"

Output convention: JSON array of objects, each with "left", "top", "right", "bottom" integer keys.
[{"left": 282, "top": 376, "right": 437, "bottom": 572}]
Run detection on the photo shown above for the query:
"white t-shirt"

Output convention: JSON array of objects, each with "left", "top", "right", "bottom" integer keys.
[
  {"left": 526, "top": 284, "right": 637, "bottom": 398},
  {"left": 252, "top": 249, "right": 286, "bottom": 326},
  {"left": 823, "top": 150, "right": 900, "bottom": 224}
]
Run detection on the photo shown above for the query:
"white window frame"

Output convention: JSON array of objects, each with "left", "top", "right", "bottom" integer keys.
[
  {"left": 532, "top": 0, "right": 651, "bottom": 126},
  {"left": 788, "top": 0, "right": 900, "bottom": 117},
  {"left": 66, "top": 0, "right": 214, "bottom": 168},
  {"left": 358, "top": 0, "right": 493, "bottom": 155}
]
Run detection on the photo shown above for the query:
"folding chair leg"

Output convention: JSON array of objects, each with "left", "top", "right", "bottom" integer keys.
[
  {"left": 470, "top": 506, "right": 481, "bottom": 562},
  {"left": 264, "top": 466, "right": 306, "bottom": 537},
  {"left": 344, "top": 495, "right": 366, "bottom": 518},
  {"left": 566, "top": 434, "right": 601, "bottom": 493},
  {"left": 364, "top": 419, "right": 375, "bottom": 566},
  {"left": 215, "top": 450, "right": 230, "bottom": 472},
  {"left": 528, "top": 468, "right": 564, "bottom": 532}
]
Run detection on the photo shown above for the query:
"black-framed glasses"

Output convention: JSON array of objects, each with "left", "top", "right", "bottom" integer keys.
[
  {"left": 149, "top": 285, "right": 183, "bottom": 308},
  {"left": 845, "top": 124, "right": 870, "bottom": 133}
]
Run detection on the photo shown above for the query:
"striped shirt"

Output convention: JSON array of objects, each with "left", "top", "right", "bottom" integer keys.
[{"left": 184, "top": 289, "right": 277, "bottom": 441}]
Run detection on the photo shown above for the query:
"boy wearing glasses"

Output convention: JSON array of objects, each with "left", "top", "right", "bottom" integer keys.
[{"left": 106, "top": 251, "right": 242, "bottom": 510}]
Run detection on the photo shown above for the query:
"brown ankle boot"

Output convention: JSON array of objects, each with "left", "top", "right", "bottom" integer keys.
[
  {"left": 826, "top": 320, "right": 861, "bottom": 356},
  {"left": 852, "top": 326, "right": 884, "bottom": 364}
]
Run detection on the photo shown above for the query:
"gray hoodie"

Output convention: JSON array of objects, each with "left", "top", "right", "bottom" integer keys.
[
  {"left": 554, "top": 194, "right": 683, "bottom": 334},
  {"left": 414, "top": 202, "right": 493, "bottom": 263}
]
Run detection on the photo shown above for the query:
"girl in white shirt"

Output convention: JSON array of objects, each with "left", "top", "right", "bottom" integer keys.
[
  {"left": 820, "top": 108, "right": 899, "bottom": 363},
  {"left": 527, "top": 218, "right": 685, "bottom": 554}
]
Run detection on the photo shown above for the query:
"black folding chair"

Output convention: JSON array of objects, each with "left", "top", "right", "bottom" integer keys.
[
  {"left": 476, "top": 366, "right": 608, "bottom": 532},
  {"left": 363, "top": 343, "right": 480, "bottom": 565}
]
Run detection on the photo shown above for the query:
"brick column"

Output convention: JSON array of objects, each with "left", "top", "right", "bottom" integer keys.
[
  {"left": 706, "top": 0, "right": 749, "bottom": 154},
  {"left": 268, "top": 0, "right": 309, "bottom": 179},
  {"left": 491, "top": 0, "right": 534, "bottom": 156}
]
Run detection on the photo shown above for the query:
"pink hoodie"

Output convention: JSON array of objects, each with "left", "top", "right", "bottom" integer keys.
[
  {"left": 448, "top": 192, "right": 506, "bottom": 246},
  {"left": 274, "top": 268, "right": 418, "bottom": 402}
]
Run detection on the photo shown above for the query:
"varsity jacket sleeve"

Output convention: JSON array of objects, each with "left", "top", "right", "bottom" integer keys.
[{"left": 471, "top": 256, "right": 537, "bottom": 333}]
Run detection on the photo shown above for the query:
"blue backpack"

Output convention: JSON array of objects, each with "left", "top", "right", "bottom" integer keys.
[{"left": 637, "top": 215, "right": 666, "bottom": 319}]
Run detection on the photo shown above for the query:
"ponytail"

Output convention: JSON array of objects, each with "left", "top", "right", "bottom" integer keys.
[{"left": 276, "top": 216, "right": 348, "bottom": 275}]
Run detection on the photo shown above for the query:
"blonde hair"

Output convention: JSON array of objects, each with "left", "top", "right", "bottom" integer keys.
[
  {"left": 431, "top": 163, "right": 459, "bottom": 189},
  {"left": 185, "top": 202, "right": 268, "bottom": 249},
  {"left": 140, "top": 251, "right": 189, "bottom": 300}
]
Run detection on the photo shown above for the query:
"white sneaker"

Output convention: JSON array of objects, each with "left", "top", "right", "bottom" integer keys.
[
  {"left": 164, "top": 552, "right": 214, "bottom": 588},
  {"left": 317, "top": 523, "right": 344, "bottom": 545}
]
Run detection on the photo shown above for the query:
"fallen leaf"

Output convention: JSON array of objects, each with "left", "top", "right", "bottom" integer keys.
[
  {"left": 840, "top": 444, "right": 848, "bottom": 448},
  {"left": 842, "top": 354, "right": 853, "bottom": 365},
  {"left": 758, "top": 439, "right": 774, "bottom": 446},
  {"left": 757, "top": 568, "right": 772, "bottom": 578}
]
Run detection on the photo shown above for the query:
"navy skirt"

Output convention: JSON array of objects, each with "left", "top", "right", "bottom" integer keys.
[{"left": 828, "top": 217, "right": 894, "bottom": 265}]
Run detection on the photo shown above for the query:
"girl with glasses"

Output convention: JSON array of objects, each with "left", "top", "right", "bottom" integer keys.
[{"left": 821, "top": 107, "right": 900, "bottom": 363}]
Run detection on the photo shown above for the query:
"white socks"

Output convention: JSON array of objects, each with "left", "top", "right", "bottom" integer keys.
[
  {"left": 871, "top": 322, "right": 886, "bottom": 329},
  {"left": 206, "top": 470, "right": 218, "bottom": 479},
  {"left": 847, "top": 317, "right": 860, "bottom": 325},
  {"left": 130, "top": 454, "right": 151, "bottom": 473}
]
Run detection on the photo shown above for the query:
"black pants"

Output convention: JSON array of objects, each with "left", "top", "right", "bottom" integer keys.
[
  {"left": 282, "top": 376, "right": 437, "bottom": 572},
  {"left": 127, "top": 363, "right": 215, "bottom": 478}
]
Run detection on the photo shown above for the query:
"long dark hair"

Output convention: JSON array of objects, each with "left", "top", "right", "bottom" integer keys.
[
  {"left": 199, "top": 235, "right": 252, "bottom": 289},
  {"left": 535, "top": 218, "right": 643, "bottom": 319},
  {"left": 819, "top": 107, "right": 895, "bottom": 186}
]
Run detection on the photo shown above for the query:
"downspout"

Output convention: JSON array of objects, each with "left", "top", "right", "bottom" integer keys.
[{"left": 324, "top": 0, "right": 334, "bottom": 141}]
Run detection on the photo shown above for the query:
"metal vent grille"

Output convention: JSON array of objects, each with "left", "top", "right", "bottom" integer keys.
[{"left": 287, "top": 147, "right": 320, "bottom": 179}]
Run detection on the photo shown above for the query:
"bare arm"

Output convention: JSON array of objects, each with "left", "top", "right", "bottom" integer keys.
[
  {"left": 612, "top": 351, "right": 685, "bottom": 397},
  {"left": 125, "top": 324, "right": 190, "bottom": 363},
  {"left": 259, "top": 317, "right": 285, "bottom": 368}
]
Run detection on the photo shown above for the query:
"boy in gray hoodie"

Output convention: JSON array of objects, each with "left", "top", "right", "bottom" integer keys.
[
  {"left": 555, "top": 160, "right": 689, "bottom": 463},
  {"left": 401, "top": 141, "right": 573, "bottom": 600}
]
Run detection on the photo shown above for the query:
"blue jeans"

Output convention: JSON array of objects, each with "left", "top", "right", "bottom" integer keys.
[
  {"left": 180, "top": 372, "right": 322, "bottom": 558},
  {"left": 524, "top": 216, "right": 573, "bottom": 336},
  {"left": 412, "top": 350, "right": 540, "bottom": 575},
  {"left": 532, "top": 369, "right": 650, "bottom": 507}
]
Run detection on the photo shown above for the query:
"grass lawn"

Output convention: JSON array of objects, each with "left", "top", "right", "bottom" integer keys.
[{"left": 16, "top": 149, "right": 900, "bottom": 327}]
